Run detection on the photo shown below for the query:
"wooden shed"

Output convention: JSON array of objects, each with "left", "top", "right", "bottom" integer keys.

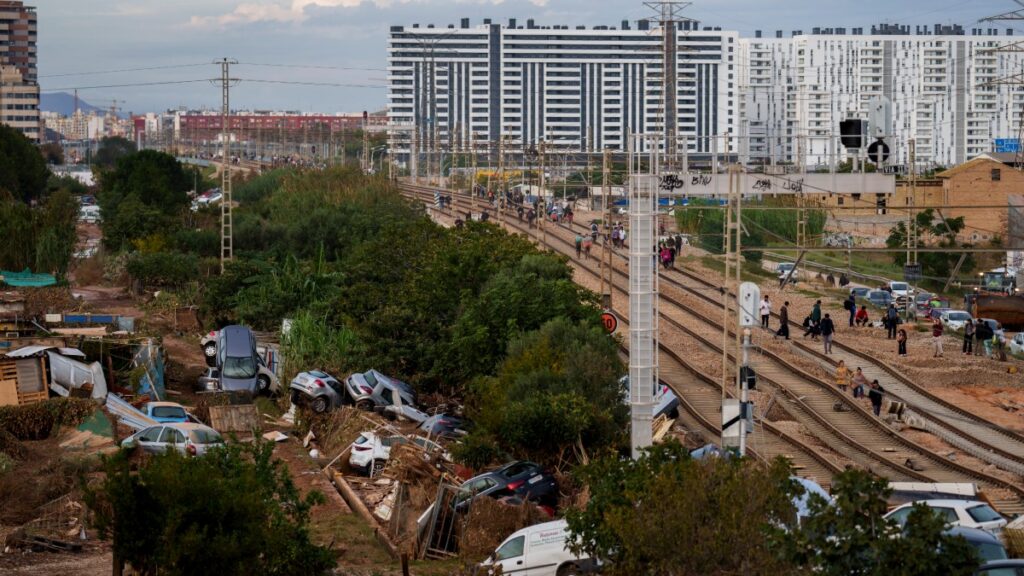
[{"left": 0, "top": 356, "right": 48, "bottom": 407}]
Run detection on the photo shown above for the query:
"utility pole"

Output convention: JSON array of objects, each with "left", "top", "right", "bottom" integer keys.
[
  {"left": 216, "top": 58, "right": 238, "bottom": 273},
  {"left": 497, "top": 135, "right": 505, "bottom": 224},
  {"left": 600, "top": 148, "right": 612, "bottom": 309},
  {"left": 907, "top": 138, "right": 917, "bottom": 267},
  {"left": 539, "top": 139, "right": 547, "bottom": 244},
  {"left": 362, "top": 111, "right": 370, "bottom": 173}
]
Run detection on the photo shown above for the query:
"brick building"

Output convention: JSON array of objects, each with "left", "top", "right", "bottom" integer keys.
[
  {"left": 822, "top": 154, "right": 1024, "bottom": 244},
  {"left": 0, "top": 1, "right": 37, "bottom": 142}
]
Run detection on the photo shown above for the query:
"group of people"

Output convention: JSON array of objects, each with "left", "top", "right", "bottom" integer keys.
[
  {"left": 574, "top": 234, "right": 594, "bottom": 260},
  {"left": 834, "top": 360, "right": 888, "bottom": 416},
  {"left": 610, "top": 224, "right": 628, "bottom": 248},
  {"left": 960, "top": 318, "right": 1009, "bottom": 361},
  {"left": 657, "top": 240, "right": 680, "bottom": 270}
]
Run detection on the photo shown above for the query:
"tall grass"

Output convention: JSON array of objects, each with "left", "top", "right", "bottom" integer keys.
[{"left": 281, "top": 310, "right": 358, "bottom": 381}]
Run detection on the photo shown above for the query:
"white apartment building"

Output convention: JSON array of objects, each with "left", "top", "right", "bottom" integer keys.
[
  {"left": 738, "top": 24, "right": 1024, "bottom": 169},
  {"left": 387, "top": 18, "right": 738, "bottom": 162}
]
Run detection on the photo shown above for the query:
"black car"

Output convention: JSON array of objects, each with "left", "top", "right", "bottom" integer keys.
[
  {"left": 454, "top": 461, "right": 558, "bottom": 512},
  {"left": 418, "top": 414, "right": 470, "bottom": 440}
]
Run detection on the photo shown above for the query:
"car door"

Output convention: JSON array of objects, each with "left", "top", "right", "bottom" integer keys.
[
  {"left": 161, "top": 427, "right": 187, "bottom": 455},
  {"left": 492, "top": 534, "right": 528, "bottom": 575},
  {"left": 136, "top": 426, "right": 166, "bottom": 454}
]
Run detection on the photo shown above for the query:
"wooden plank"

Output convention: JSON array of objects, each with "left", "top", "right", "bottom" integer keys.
[
  {"left": 17, "top": 391, "right": 48, "bottom": 406},
  {"left": 0, "top": 380, "right": 18, "bottom": 406},
  {"left": 208, "top": 404, "right": 261, "bottom": 434}
]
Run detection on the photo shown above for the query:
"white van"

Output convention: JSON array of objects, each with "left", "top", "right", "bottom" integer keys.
[{"left": 479, "top": 520, "right": 598, "bottom": 576}]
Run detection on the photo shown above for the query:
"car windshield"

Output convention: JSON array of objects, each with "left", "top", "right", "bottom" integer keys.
[
  {"left": 973, "top": 542, "right": 1009, "bottom": 563},
  {"left": 223, "top": 355, "right": 256, "bottom": 379},
  {"left": 364, "top": 372, "right": 379, "bottom": 387},
  {"left": 948, "top": 312, "right": 972, "bottom": 321},
  {"left": 891, "top": 283, "right": 908, "bottom": 291},
  {"left": 967, "top": 504, "right": 1003, "bottom": 523},
  {"left": 152, "top": 406, "right": 186, "bottom": 419},
  {"left": 190, "top": 429, "right": 223, "bottom": 444}
]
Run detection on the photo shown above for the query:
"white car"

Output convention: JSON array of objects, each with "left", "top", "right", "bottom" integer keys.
[
  {"left": 884, "top": 499, "right": 1007, "bottom": 539},
  {"left": 348, "top": 431, "right": 449, "bottom": 477},
  {"left": 776, "top": 262, "right": 799, "bottom": 282},
  {"left": 121, "top": 423, "right": 224, "bottom": 457},
  {"left": 888, "top": 281, "right": 912, "bottom": 299},
  {"left": 1010, "top": 333, "right": 1024, "bottom": 356},
  {"left": 940, "top": 310, "right": 974, "bottom": 332}
]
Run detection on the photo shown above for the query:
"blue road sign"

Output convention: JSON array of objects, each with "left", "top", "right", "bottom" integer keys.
[{"left": 995, "top": 139, "right": 1021, "bottom": 153}]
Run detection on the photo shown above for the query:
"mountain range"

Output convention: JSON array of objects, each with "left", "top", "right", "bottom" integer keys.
[{"left": 40, "top": 92, "right": 116, "bottom": 116}]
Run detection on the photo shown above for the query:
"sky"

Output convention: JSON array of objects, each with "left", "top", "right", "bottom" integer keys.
[{"left": 37, "top": 0, "right": 1018, "bottom": 114}]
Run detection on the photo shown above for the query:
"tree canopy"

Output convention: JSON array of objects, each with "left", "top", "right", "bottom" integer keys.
[
  {"left": 456, "top": 317, "right": 626, "bottom": 468},
  {"left": 0, "top": 124, "right": 48, "bottom": 203},
  {"left": 887, "top": 208, "right": 975, "bottom": 281},
  {"left": 566, "top": 441, "right": 797, "bottom": 576},
  {"left": 566, "top": 448, "right": 982, "bottom": 576},
  {"left": 92, "top": 136, "right": 137, "bottom": 168},
  {"left": 779, "top": 468, "right": 979, "bottom": 576},
  {"left": 84, "top": 441, "right": 334, "bottom": 576},
  {"left": 98, "top": 150, "right": 191, "bottom": 250}
]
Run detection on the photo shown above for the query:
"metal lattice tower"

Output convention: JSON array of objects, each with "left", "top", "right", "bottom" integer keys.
[
  {"left": 627, "top": 133, "right": 660, "bottom": 458},
  {"left": 217, "top": 58, "right": 239, "bottom": 273},
  {"left": 645, "top": 1, "right": 693, "bottom": 168}
]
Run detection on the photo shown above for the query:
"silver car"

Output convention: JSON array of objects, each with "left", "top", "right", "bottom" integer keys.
[
  {"left": 121, "top": 423, "right": 224, "bottom": 457},
  {"left": 289, "top": 370, "right": 346, "bottom": 413},
  {"left": 344, "top": 370, "right": 425, "bottom": 422}
]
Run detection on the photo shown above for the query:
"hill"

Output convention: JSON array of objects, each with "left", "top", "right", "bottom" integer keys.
[{"left": 40, "top": 92, "right": 107, "bottom": 116}]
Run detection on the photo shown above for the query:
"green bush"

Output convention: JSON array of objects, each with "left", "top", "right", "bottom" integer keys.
[
  {"left": 169, "top": 228, "right": 220, "bottom": 258},
  {"left": 84, "top": 440, "right": 334, "bottom": 576},
  {"left": 0, "top": 398, "right": 96, "bottom": 440},
  {"left": 126, "top": 251, "right": 200, "bottom": 288}
]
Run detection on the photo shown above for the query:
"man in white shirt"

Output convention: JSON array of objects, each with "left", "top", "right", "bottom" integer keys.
[{"left": 759, "top": 295, "right": 771, "bottom": 329}]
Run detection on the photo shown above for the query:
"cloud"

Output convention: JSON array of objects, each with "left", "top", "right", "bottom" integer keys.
[
  {"left": 189, "top": 0, "right": 547, "bottom": 27},
  {"left": 190, "top": 0, "right": 402, "bottom": 26}
]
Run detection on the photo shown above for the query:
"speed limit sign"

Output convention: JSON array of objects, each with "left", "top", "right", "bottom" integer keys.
[{"left": 601, "top": 311, "right": 619, "bottom": 334}]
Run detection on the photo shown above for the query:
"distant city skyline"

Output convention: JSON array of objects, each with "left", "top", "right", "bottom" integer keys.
[{"left": 39, "top": 0, "right": 1017, "bottom": 114}]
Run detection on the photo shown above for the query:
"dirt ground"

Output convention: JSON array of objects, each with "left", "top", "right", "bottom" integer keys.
[{"left": 0, "top": 549, "right": 112, "bottom": 576}]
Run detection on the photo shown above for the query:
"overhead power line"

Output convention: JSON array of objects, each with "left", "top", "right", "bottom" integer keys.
[
  {"left": 44, "top": 79, "right": 215, "bottom": 91},
  {"left": 39, "top": 63, "right": 212, "bottom": 79}
]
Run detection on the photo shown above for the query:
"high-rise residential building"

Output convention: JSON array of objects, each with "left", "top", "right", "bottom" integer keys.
[
  {"left": 387, "top": 18, "right": 738, "bottom": 162},
  {"left": 0, "top": 0, "right": 38, "bottom": 142},
  {"left": 737, "top": 25, "right": 1024, "bottom": 169}
]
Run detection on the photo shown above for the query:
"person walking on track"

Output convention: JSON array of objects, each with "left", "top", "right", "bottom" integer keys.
[
  {"left": 759, "top": 295, "right": 771, "bottom": 329},
  {"left": 868, "top": 380, "right": 886, "bottom": 416},
  {"left": 775, "top": 301, "right": 790, "bottom": 340},
  {"left": 820, "top": 313, "right": 835, "bottom": 354}
]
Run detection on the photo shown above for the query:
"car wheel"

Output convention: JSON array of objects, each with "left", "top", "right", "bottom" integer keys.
[
  {"left": 311, "top": 396, "right": 329, "bottom": 414},
  {"left": 355, "top": 399, "right": 374, "bottom": 412},
  {"left": 257, "top": 375, "right": 271, "bottom": 396},
  {"left": 203, "top": 342, "right": 217, "bottom": 359},
  {"left": 370, "top": 459, "right": 386, "bottom": 478},
  {"left": 557, "top": 564, "right": 583, "bottom": 576}
]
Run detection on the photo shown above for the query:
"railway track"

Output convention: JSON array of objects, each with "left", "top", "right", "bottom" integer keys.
[{"left": 400, "top": 183, "right": 1024, "bottom": 514}]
